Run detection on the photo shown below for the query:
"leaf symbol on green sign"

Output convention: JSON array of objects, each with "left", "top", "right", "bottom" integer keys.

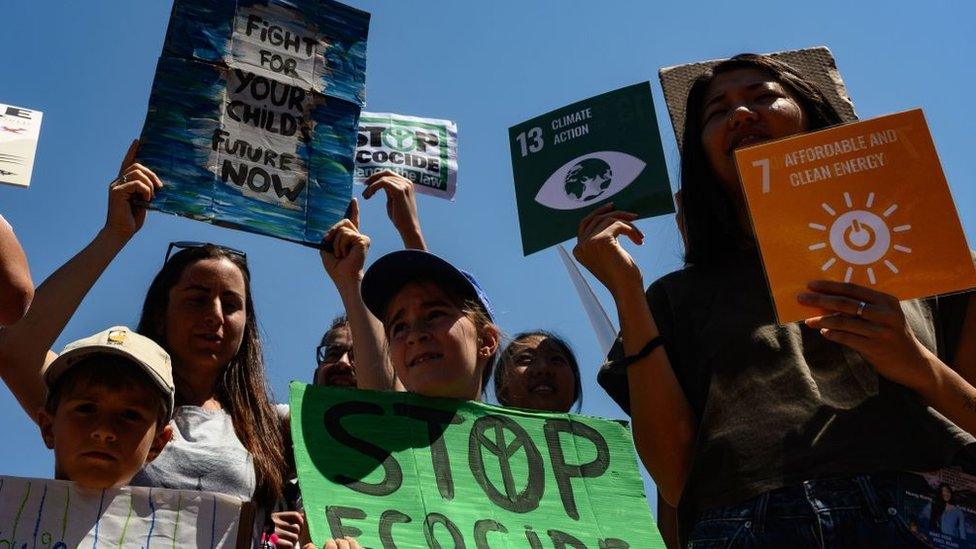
[
  {"left": 382, "top": 126, "right": 415, "bottom": 152},
  {"left": 535, "top": 151, "right": 646, "bottom": 210}
]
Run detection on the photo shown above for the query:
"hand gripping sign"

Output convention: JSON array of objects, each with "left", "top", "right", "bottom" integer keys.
[
  {"left": 509, "top": 83, "right": 674, "bottom": 255},
  {"left": 735, "top": 109, "right": 976, "bottom": 323},
  {"left": 138, "top": 0, "right": 369, "bottom": 246},
  {"left": 290, "top": 383, "right": 666, "bottom": 548}
]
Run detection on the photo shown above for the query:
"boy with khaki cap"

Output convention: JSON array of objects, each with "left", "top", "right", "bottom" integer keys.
[{"left": 36, "top": 326, "right": 174, "bottom": 489}]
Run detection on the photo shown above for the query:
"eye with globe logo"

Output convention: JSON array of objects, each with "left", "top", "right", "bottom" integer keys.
[
  {"left": 509, "top": 83, "right": 673, "bottom": 254},
  {"left": 534, "top": 151, "right": 646, "bottom": 211},
  {"left": 564, "top": 158, "right": 613, "bottom": 203}
]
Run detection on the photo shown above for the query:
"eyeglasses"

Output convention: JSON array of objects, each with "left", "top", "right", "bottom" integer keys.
[
  {"left": 164, "top": 241, "right": 248, "bottom": 264},
  {"left": 316, "top": 343, "right": 354, "bottom": 364}
]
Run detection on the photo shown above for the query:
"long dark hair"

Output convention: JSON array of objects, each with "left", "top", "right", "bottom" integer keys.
[
  {"left": 680, "top": 53, "right": 845, "bottom": 267},
  {"left": 931, "top": 483, "right": 952, "bottom": 531},
  {"left": 136, "top": 245, "right": 285, "bottom": 505},
  {"left": 495, "top": 331, "right": 582, "bottom": 413}
]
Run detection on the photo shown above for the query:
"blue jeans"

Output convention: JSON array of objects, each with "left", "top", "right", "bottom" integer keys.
[{"left": 687, "top": 474, "right": 931, "bottom": 548}]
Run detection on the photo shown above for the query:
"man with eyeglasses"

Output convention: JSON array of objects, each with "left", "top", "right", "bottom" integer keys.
[{"left": 313, "top": 315, "right": 357, "bottom": 388}]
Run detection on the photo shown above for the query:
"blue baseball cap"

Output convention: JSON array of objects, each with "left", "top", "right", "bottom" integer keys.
[{"left": 361, "top": 250, "right": 494, "bottom": 321}]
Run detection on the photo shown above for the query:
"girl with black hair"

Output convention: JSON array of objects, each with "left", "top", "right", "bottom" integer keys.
[
  {"left": 576, "top": 54, "right": 975, "bottom": 547},
  {"left": 494, "top": 331, "right": 582, "bottom": 413}
]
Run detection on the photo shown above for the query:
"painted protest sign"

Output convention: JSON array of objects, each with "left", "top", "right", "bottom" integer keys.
[
  {"left": 290, "top": 382, "right": 665, "bottom": 548},
  {"left": 355, "top": 112, "right": 458, "bottom": 200},
  {"left": 735, "top": 109, "right": 976, "bottom": 323},
  {"left": 138, "top": 0, "right": 369, "bottom": 246},
  {"left": 509, "top": 83, "right": 673, "bottom": 255},
  {"left": 0, "top": 476, "right": 252, "bottom": 548},
  {"left": 0, "top": 103, "right": 43, "bottom": 188}
]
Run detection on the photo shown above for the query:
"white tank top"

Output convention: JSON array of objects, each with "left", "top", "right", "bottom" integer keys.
[{"left": 131, "top": 406, "right": 256, "bottom": 500}]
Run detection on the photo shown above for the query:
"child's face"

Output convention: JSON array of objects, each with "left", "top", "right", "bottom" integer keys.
[
  {"left": 38, "top": 379, "right": 172, "bottom": 489},
  {"left": 386, "top": 281, "right": 492, "bottom": 400}
]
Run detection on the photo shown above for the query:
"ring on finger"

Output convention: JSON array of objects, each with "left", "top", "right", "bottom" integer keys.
[{"left": 855, "top": 300, "right": 867, "bottom": 318}]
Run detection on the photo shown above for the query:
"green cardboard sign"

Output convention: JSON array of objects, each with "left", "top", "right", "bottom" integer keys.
[
  {"left": 509, "top": 82, "right": 673, "bottom": 255},
  {"left": 290, "top": 382, "right": 664, "bottom": 548}
]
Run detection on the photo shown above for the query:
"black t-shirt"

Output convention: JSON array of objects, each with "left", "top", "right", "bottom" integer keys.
[{"left": 598, "top": 251, "right": 973, "bottom": 538}]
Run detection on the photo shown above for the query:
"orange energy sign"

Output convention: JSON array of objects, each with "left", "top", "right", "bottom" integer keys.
[{"left": 735, "top": 109, "right": 976, "bottom": 323}]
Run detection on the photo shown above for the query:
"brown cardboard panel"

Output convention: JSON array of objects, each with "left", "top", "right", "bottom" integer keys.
[{"left": 659, "top": 46, "right": 857, "bottom": 150}]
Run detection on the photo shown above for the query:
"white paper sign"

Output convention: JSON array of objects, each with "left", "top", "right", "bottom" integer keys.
[
  {"left": 0, "top": 476, "right": 249, "bottom": 548},
  {"left": 0, "top": 104, "right": 42, "bottom": 188},
  {"left": 355, "top": 112, "right": 458, "bottom": 200}
]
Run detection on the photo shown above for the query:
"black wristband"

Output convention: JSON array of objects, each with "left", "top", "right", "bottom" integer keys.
[{"left": 618, "top": 335, "right": 665, "bottom": 369}]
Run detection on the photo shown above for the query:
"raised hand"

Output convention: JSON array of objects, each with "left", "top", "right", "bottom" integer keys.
[
  {"left": 104, "top": 139, "right": 163, "bottom": 243},
  {"left": 799, "top": 281, "right": 933, "bottom": 390},
  {"left": 362, "top": 169, "right": 426, "bottom": 250},
  {"left": 320, "top": 198, "right": 370, "bottom": 289},
  {"left": 572, "top": 203, "right": 645, "bottom": 295}
]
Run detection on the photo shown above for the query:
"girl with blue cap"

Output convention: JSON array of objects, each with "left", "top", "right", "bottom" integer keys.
[{"left": 320, "top": 199, "right": 500, "bottom": 401}]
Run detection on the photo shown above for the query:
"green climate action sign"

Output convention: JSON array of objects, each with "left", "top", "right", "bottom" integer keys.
[
  {"left": 290, "top": 383, "right": 664, "bottom": 548},
  {"left": 509, "top": 82, "right": 673, "bottom": 255}
]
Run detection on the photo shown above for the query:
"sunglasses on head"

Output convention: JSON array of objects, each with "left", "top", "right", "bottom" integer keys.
[{"left": 164, "top": 241, "right": 248, "bottom": 264}]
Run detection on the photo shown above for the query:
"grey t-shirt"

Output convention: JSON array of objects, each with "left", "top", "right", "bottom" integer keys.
[
  {"left": 131, "top": 406, "right": 256, "bottom": 499},
  {"left": 598, "top": 251, "right": 974, "bottom": 538}
]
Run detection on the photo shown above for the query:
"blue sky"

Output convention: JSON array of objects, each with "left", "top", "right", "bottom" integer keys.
[{"left": 1, "top": 0, "right": 973, "bottom": 512}]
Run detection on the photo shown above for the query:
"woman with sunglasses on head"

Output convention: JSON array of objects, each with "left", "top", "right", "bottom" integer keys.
[
  {"left": 0, "top": 141, "right": 287, "bottom": 530},
  {"left": 575, "top": 54, "right": 976, "bottom": 547}
]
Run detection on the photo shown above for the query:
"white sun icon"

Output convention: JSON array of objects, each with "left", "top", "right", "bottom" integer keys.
[{"left": 808, "top": 191, "right": 912, "bottom": 284}]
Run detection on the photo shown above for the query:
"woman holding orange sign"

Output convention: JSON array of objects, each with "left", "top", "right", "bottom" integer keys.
[{"left": 576, "top": 53, "right": 975, "bottom": 547}]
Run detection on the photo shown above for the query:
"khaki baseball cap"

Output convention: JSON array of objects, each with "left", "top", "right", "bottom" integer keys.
[{"left": 43, "top": 326, "right": 175, "bottom": 419}]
